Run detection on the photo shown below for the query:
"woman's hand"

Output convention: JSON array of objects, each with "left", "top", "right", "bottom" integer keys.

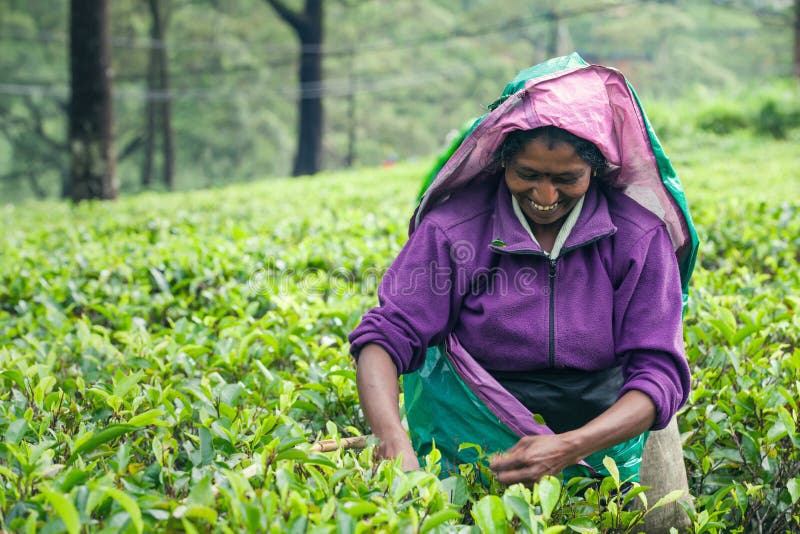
[
  {"left": 376, "top": 430, "right": 421, "bottom": 471},
  {"left": 491, "top": 391, "right": 658, "bottom": 484},
  {"left": 490, "top": 434, "right": 579, "bottom": 484}
]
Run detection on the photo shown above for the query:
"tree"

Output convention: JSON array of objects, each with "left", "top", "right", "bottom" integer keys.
[
  {"left": 795, "top": 0, "right": 799, "bottom": 77},
  {"left": 67, "top": 0, "right": 117, "bottom": 201},
  {"left": 263, "top": 0, "right": 324, "bottom": 176},
  {"left": 142, "top": 0, "right": 175, "bottom": 189}
]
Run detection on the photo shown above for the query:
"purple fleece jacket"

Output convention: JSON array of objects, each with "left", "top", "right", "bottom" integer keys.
[{"left": 349, "top": 177, "right": 691, "bottom": 430}]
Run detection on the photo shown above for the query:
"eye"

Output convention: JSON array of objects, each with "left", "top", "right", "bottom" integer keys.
[
  {"left": 554, "top": 177, "right": 580, "bottom": 185},
  {"left": 516, "top": 170, "right": 540, "bottom": 181}
]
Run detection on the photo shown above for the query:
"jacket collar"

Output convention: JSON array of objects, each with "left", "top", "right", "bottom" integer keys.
[{"left": 490, "top": 180, "right": 617, "bottom": 255}]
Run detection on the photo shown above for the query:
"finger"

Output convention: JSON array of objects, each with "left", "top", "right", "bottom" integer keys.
[
  {"left": 403, "top": 460, "right": 421, "bottom": 471},
  {"left": 375, "top": 445, "right": 394, "bottom": 460},
  {"left": 497, "top": 458, "right": 561, "bottom": 484},
  {"left": 489, "top": 452, "right": 510, "bottom": 469},
  {"left": 490, "top": 451, "right": 528, "bottom": 471},
  {"left": 399, "top": 451, "right": 421, "bottom": 471},
  {"left": 505, "top": 434, "right": 547, "bottom": 456},
  {"left": 494, "top": 465, "right": 543, "bottom": 485}
]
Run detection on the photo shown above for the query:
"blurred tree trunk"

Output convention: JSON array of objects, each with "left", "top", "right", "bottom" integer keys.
[
  {"left": 794, "top": 0, "right": 799, "bottom": 77},
  {"left": 142, "top": 0, "right": 175, "bottom": 189},
  {"left": 264, "top": 0, "right": 323, "bottom": 176},
  {"left": 142, "top": 33, "right": 156, "bottom": 188},
  {"left": 156, "top": 0, "right": 175, "bottom": 190},
  {"left": 546, "top": 10, "right": 561, "bottom": 58},
  {"left": 68, "top": 0, "right": 117, "bottom": 201},
  {"left": 345, "top": 53, "right": 356, "bottom": 168}
]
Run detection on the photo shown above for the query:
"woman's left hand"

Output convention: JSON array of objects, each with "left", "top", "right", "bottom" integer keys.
[
  {"left": 489, "top": 434, "right": 580, "bottom": 484},
  {"left": 490, "top": 391, "right": 657, "bottom": 485}
]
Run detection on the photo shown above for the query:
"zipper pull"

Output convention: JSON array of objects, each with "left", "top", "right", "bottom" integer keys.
[{"left": 549, "top": 259, "right": 557, "bottom": 278}]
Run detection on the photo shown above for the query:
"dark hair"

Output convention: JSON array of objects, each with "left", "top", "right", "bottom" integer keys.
[{"left": 491, "top": 126, "right": 608, "bottom": 176}]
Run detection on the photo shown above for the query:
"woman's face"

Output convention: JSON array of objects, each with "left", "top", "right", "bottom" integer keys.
[{"left": 504, "top": 138, "right": 592, "bottom": 227}]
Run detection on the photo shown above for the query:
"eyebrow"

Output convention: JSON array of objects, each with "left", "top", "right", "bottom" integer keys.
[{"left": 515, "top": 165, "right": 584, "bottom": 177}]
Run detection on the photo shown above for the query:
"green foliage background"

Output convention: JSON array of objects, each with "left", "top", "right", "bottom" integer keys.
[
  {"left": 0, "top": 0, "right": 796, "bottom": 201},
  {"left": 1, "top": 124, "right": 799, "bottom": 530}
]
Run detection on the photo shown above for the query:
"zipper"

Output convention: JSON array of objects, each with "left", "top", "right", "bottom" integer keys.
[
  {"left": 489, "top": 230, "right": 615, "bottom": 369},
  {"left": 548, "top": 258, "right": 557, "bottom": 368}
]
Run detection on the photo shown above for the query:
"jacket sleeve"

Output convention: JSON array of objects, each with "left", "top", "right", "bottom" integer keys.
[
  {"left": 614, "top": 225, "right": 691, "bottom": 430},
  {"left": 348, "top": 218, "right": 466, "bottom": 374}
]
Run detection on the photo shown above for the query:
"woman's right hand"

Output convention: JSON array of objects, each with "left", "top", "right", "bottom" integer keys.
[
  {"left": 376, "top": 431, "right": 421, "bottom": 471},
  {"left": 356, "top": 344, "right": 421, "bottom": 471}
]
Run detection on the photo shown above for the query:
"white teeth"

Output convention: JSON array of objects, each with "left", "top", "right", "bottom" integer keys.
[{"left": 530, "top": 200, "right": 559, "bottom": 212}]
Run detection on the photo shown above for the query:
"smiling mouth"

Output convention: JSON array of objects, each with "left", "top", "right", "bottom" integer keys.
[{"left": 529, "top": 200, "right": 560, "bottom": 212}]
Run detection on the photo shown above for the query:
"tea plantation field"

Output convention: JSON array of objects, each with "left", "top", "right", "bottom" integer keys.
[{"left": 1, "top": 133, "right": 798, "bottom": 532}]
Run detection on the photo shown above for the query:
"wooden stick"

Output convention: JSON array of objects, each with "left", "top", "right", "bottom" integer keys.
[{"left": 309, "top": 435, "right": 369, "bottom": 453}]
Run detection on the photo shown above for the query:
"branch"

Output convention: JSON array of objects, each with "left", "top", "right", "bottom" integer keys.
[
  {"left": 263, "top": 0, "right": 308, "bottom": 33},
  {"left": 0, "top": 115, "right": 30, "bottom": 131},
  {"left": 22, "top": 96, "right": 68, "bottom": 152},
  {"left": 26, "top": 170, "right": 48, "bottom": 199},
  {"left": 118, "top": 135, "right": 144, "bottom": 162},
  {"left": 1, "top": 169, "right": 28, "bottom": 182}
]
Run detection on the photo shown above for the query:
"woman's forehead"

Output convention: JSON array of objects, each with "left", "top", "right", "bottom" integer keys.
[{"left": 513, "top": 139, "right": 588, "bottom": 170}]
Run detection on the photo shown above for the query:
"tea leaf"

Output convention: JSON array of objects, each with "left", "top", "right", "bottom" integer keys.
[
  {"left": 4, "top": 419, "right": 28, "bottom": 445},
  {"left": 105, "top": 487, "right": 144, "bottom": 534},
  {"left": 651, "top": 489, "right": 686, "bottom": 510},
  {"left": 419, "top": 509, "right": 461, "bottom": 533},
  {"left": 567, "top": 517, "right": 598, "bottom": 533},
  {"left": 199, "top": 426, "right": 214, "bottom": 466},
  {"left": 441, "top": 476, "right": 468, "bottom": 506},
  {"left": 126, "top": 409, "right": 166, "bottom": 427},
  {"left": 472, "top": 495, "right": 506, "bottom": 534},
  {"left": 602, "top": 456, "right": 620, "bottom": 486},
  {"left": 41, "top": 487, "right": 80, "bottom": 534},
  {"left": 538, "top": 475, "right": 561, "bottom": 519},
  {"left": 787, "top": 478, "right": 799, "bottom": 505},
  {"left": 503, "top": 494, "right": 534, "bottom": 531},
  {"left": 68, "top": 424, "right": 138, "bottom": 464}
]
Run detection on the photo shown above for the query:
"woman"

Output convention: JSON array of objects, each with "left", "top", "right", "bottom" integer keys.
[{"left": 348, "top": 54, "right": 697, "bottom": 485}]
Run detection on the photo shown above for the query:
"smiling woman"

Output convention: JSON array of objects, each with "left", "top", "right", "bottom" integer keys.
[{"left": 348, "top": 54, "right": 698, "bottom": 528}]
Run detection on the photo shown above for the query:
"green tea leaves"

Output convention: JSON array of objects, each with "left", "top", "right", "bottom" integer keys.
[
  {"left": 68, "top": 424, "right": 138, "bottom": 465},
  {"left": 1, "top": 144, "right": 798, "bottom": 532},
  {"left": 41, "top": 487, "right": 80, "bottom": 534}
]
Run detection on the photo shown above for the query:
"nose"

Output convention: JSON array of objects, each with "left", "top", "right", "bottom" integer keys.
[{"left": 534, "top": 180, "right": 559, "bottom": 205}]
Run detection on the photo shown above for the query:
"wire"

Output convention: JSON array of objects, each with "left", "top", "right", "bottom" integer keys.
[
  {"left": 0, "top": 15, "right": 548, "bottom": 79},
  {"left": 0, "top": 83, "right": 66, "bottom": 98},
  {"left": 0, "top": 0, "right": 790, "bottom": 101},
  {"left": 0, "top": 2, "right": 612, "bottom": 56},
  {"left": 0, "top": 65, "right": 472, "bottom": 102}
]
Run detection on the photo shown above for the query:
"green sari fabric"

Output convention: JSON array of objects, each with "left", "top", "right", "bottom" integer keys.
[{"left": 405, "top": 345, "right": 647, "bottom": 482}]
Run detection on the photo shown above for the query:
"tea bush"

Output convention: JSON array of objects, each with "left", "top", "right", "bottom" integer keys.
[
  {"left": 755, "top": 99, "right": 800, "bottom": 140},
  {"left": 646, "top": 79, "right": 800, "bottom": 141},
  {"left": 696, "top": 102, "right": 750, "bottom": 136},
  {"left": 0, "top": 135, "right": 798, "bottom": 532}
]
